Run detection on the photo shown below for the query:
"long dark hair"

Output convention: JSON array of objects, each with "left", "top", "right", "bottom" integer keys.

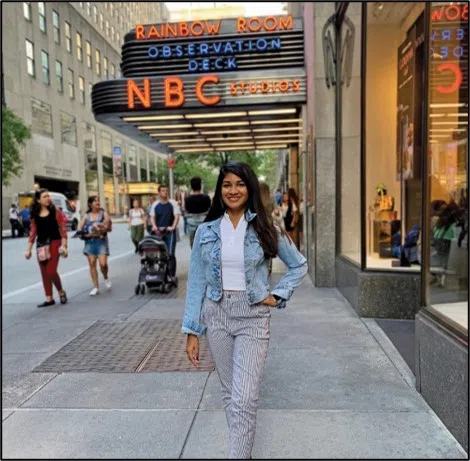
[
  {"left": 288, "top": 188, "right": 299, "bottom": 208},
  {"left": 205, "top": 162, "right": 279, "bottom": 258},
  {"left": 87, "top": 195, "right": 99, "bottom": 213},
  {"left": 30, "top": 188, "right": 56, "bottom": 220}
]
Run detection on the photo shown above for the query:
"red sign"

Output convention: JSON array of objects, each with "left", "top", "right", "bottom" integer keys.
[
  {"left": 167, "top": 156, "right": 176, "bottom": 169},
  {"left": 431, "top": 4, "right": 468, "bottom": 22}
]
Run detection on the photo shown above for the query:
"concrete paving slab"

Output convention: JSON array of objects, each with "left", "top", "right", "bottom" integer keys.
[
  {"left": 2, "top": 410, "right": 14, "bottom": 421},
  {"left": 2, "top": 306, "right": 41, "bottom": 331},
  {"left": 200, "top": 347, "right": 426, "bottom": 411},
  {"left": 128, "top": 299, "right": 185, "bottom": 320},
  {"left": 268, "top": 316, "right": 378, "bottom": 349},
  {"left": 2, "top": 319, "right": 93, "bottom": 354},
  {"left": 3, "top": 409, "right": 195, "bottom": 459},
  {"left": 23, "top": 372, "right": 210, "bottom": 410},
  {"left": 183, "top": 409, "right": 466, "bottom": 459}
]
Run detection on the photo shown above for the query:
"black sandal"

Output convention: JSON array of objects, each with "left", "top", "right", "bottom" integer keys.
[
  {"left": 37, "top": 300, "right": 55, "bottom": 308},
  {"left": 60, "top": 292, "right": 68, "bottom": 305}
]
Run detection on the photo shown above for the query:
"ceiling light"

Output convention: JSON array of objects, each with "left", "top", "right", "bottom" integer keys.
[
  {"left": 212, "top": 142, "right": 256, "bottom": 147},
  {"left": 161, "top": 138, "right": 207, "bottom": 144},
  {"left": 253, "top": 127, "right": 302, "bottom": 132},
  {"left": 432, "top": 121, "right": 468, "bottom": 125},
  {"left": 429, "top": 135, "right": 450, "bottom": 138},
  {"left": 166, "top": 144, "right": 210, "bottom": 148},
  {"left": 214, "top": 146, "right": 255, "bottom": 151},
  {"left": 123, "top": 115, "right": 184, "bottom": 122},
  {"left": 149, "top": 132, "right": 199, "bottom": 137},
  {"left": 251, "top": 119, "right": 302, "bottom": 125},
  {"left": 174, "top": 148, "right": 215, "bottom": 153},
  {"left": 207, "top": 137, "right": 253, "bottom": 141},
  {"left": 248, "top": 108, "right": 296, "bottom": 116},
  {"left": 430, "top": 103, "right": 467, "bottom": 108},
  {"left": 447, "top": 113, "right": 468, "bottom": 117},
  {"left": 138, "top": 124, "right": 193, "bottom": 130},
  {"left": 255, "top": 134, "right": 302, "bottom": 139},
  {"left": 200, "top": 129, "right": 251, "bottom": 135},
  {"left": 194, "top": 121, "right": 249, "bottom": 128},
  {"left": 429, "top": 114, "right": 446, "bottom": 118},
  {"left": 430, "top": 129, "right": 466, "bottom": 132},
  {"left": 185, "top": 111, "right": 246, "bottom": 119},
  {"left": 256, "top": 144, "right": 289, "bottom": 148}
]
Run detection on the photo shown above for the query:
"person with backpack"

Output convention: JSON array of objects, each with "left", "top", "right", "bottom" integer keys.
[
  {"left": 128, "top": 199, "right": 146, "bottom": 253},
  {"left": 77, "top": 196, "right": 112, "bottom": 296},
  {"left": 185, "top": 177, "right": 211, "bottom": 248}
]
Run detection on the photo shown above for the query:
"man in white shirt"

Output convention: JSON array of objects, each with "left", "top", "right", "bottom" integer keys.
[
  {"left": 9, "top": 204, "right": 20, "bottom": 238},
  {"left": 150, "top": 185, "right": 181, "bottom": 281}
]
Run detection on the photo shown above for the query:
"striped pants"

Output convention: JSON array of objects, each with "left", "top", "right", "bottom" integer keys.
[{"left": 203, "top": 291, "right": 270, "bottom": 459}]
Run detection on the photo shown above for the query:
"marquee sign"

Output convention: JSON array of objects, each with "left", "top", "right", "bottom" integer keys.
[{"left": 121, "top": 15, "right": 304, "bottom": 76}]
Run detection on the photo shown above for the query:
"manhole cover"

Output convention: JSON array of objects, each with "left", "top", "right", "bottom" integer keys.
[{"left": 33, "top": 319, "right": 214, "bottom": 373}]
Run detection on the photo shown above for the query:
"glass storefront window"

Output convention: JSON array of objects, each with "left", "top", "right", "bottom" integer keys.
[
  {"left": 426, "top": 2, "right": 468, "bottom": 333},
  {"left": 128, "top": 145, "right": 138, "bottom": 181},
  {"left": 339, "top": 8, "right": 362, "bottom": 265},
  {"left": 365, "top": 2, "right": 425, "bottom": 270}
]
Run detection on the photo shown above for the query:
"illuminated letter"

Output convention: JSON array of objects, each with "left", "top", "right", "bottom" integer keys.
[
  {"left": 264, "top": 16, "right": 277, "bottom": 32},
  {"left": 196, "top": 75, "right": 221, "bottom": 106},
  {"left": 167, "top": 23, "right": 178, "bottom": 38},
  {"left": 180, "top": 22, "right": 189, "bottom": 37},
  {"left": 293, "top": 80, "right": 300, "bottom": 92},
  {"left": 436, "top": 63, "right": 462, "bottom": 94},
  {"left": 135, "top": 25, "right": 145, "bottom": 40},
  {"left": 445, "top": 5, "right": 461, "bottom": 21},
  {"left": 237, "top": 17, "right": 247, "bottom": 33},
  {"left": 206, "top": 20, "right": 222, "bottom": 35},
  {"left": 248, "top": 17, "right": 262, "bottom": 33},
  {"left": 165, "top": 77, "right": 185, "bottom": 108},
  {"left": 231, "top": 82, "right": 238, "bottom": 96},
  {"left": 127, "top": 79, "right": 151, "bottom": 109},
  {"left": 279, "top": 15, "right": 293, "bottom": 30},
  {"left": 147, "top": 25, "right": 160, "bottom": 39},
  {"left": 191, "top": 21, "right": 205, "bottom": 36},
  {"left": 431, "top": 7, "right": 444, "bottom": 21}
]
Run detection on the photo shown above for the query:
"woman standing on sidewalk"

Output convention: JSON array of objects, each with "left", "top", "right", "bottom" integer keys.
[
  {"left": 77, "top": 196, "right": 112, "bottom": 296},
  {"left": 128, "top": 199, "right": 146, "bottom": 253},
  {"left": 24, "top": 189, "right": 68, "bottom": 307},
  {"left": 183, "top": 162, "right": 307, "bottom": 459}
]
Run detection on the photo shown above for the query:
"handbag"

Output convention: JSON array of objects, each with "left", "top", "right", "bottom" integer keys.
[{"left": 37, "top": 242, "right": 51, "bottom": 262}]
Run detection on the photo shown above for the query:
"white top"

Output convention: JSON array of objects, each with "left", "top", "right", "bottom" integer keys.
[
  {"left": 129, "top": 208, "right": 145, "bottom": 226},
  {"left": 221, "top": 212, "right": 248, "bottom": 291},
  {"left": 9, "top": 207, "right": 18, "bottom": 220}
]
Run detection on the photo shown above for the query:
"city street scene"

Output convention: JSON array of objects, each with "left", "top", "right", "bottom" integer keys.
[{"left": 1, "top": 1, "right": 468, "bottom": 459}]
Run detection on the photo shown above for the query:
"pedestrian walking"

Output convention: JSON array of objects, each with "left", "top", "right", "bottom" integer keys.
[
  {"left": 260, "top": 182, "right": 275, "bottom": 275},
  {"left": 24, "top": 189, "right": 68, "bottom": 307},
  {"left": 128, "top": 199, "right": 146, "bottom": 253},
  {"left": 77, "top": 196, "right": 112, "bottom": 296},
  {"left": 146, "top": 195, "right": 157, "bottom": 234},
  {"left": 9, "top": 204, "right": 20, "bottom": 238},
  {"left": 282, "top": 188, "right": 300, "bottom": 247},
  {"left": 185, "top": 176, "right": 211, "bottom": 248},
  {"left": 150, "top": 185, "right": 181, "bottom": 282},
  {"left": 183, "top": 162, "right": 307, "bottom": 459},
  {"left": 19, "top": 204, "right": 31, "bottom": 237}
]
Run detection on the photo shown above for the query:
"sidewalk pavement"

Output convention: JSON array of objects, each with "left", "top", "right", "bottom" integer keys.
[{"left": 2, "top": 236, "right": 467, "bottom": 459}]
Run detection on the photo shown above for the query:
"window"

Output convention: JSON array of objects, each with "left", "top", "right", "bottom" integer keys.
[
  {"left": 93, "top": 5, "right": 97, "bottom": 23},
  {"left": 116, "top": 32, "right": 120, "bottom": 45},
  {"left": 40, "top": 50, "right": 50, "bottom": 85},
  {"left": 110, "top": 3, "right": 113, "bottom": 16},
  {"left": 38, "top": 2, "right": 46, "bottom": 32},
  {"left": 86, "top": 2, "right": 91, "bottom": 16},
  {"left": 79, "top": 76, "right": 85, "bottom": 104},
  {"left": 65, "top": 22, "right": 72, "bottom": 52},
  {"left": 76, "top": 32, "right": 83, "bottom": 61},
  {"left": 25, "top": 40, "right": 35, "bottom": 77},
  {"left": 105, "top": 20, "right": 109, "bottom": 36},
  {"left": 99, "top": 13, "right": 103, "bottom": 30},
  {"left": 88, "top": 82, "right": 93, "bottom": 97},
  {"left": 86, "top": 41, "right": 92, "bottom": 68},
  {"left": 103, "top": 57, "right": 108, "bottom": 79},
  {"left": 60, "top": 111, "right": 77, "bottom": 146},
  {"left": 23, "top": 2, "right": 32, "bottom": 21},
  {"left": 68, "top": 68, "right": 74, "bottom": 99},
  {"left": 52, "top": 10, "right": 60, "bottom": 44},
  {"left": 31, "top": 98, "right": 53, "bottom": 137},
  {"left": 110, "top": 63, "right": 115, "bottom": 79},
  {"left": 95, "top": 49, "right": 101, "bottom": 76},
  {"left": 111, "top": 26, "right": 115, "bottom": 42},
  {"left": 83, "top": 122, "right": 97, "bottom": 171},
  {"left": 55, "top": 60, "right": 63, "bottom": 92},
  {"left": 128, "top": 145, "right": 138, "bottom": 181}
]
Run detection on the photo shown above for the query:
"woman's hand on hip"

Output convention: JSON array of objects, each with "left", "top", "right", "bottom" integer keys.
[
  {"left": 261, "top": 295, "right": 277, "bottom": 307},
  {"left": 186, "top": 334, "right": 200, "bottom": 367}
]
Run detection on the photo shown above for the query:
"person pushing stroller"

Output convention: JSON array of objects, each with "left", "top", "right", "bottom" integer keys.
[{"left": 149, "top": 185, "right": 180, "bottom": 283}]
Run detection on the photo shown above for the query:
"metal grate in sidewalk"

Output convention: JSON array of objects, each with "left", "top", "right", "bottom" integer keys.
[{"left": 33, "top": 319, "right": 213, "bottom": 373}]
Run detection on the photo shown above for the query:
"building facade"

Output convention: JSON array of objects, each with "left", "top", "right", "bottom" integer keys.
[
  {"left": 291, "top": 1, "right": 468, "bottom": 452},
  {"left": 2, "top": 1, "right": 170, "bottom": 226}
]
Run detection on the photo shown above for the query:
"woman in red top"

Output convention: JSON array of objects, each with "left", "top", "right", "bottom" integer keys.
[{"left": 24, "top": 189, "right": 68, "bottom": 307}]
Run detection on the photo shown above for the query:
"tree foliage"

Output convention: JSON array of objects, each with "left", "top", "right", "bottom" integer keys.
[
  {"left": 2, "top": 106, "right": 32, "bottom": 187},
  {"left": 158, "top": 149, "right": 278, "bottom": 194}
]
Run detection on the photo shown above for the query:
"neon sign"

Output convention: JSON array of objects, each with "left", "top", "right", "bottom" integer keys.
[
  {"left": 431, "top": 4, "right": 468, "bottom": 22},
  {"left": 230, "top": 79, "right": 300, "bottom": 96}
]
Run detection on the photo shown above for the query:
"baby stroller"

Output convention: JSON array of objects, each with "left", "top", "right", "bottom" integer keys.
[{"left": 135, "top": 229, "right": 178, "bottom": 295}]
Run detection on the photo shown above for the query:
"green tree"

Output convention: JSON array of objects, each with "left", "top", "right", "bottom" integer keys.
[{"left": 2, "top": 106, "right": 31, "bottom": 187}]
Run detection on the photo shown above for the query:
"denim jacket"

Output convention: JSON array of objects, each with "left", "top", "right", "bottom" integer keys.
[{"left": 182, "top": 210, "right": 308, "bottom": 336}]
